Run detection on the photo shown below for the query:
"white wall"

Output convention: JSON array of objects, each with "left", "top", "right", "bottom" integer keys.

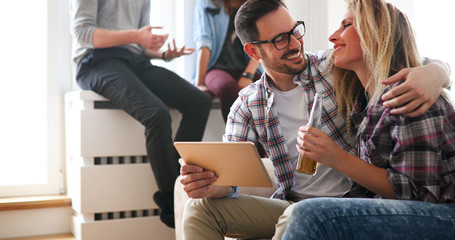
[
  {"left": 0, "top": 207, "right": 72, "bottom": 238},
  {"left": 285, "top": 0, "right": 348, "bottom": 52},
  {"left": 150, "top": 0, "right": 197, "bottom": 82},
  {"left": 327, "top": 0, "right": 348, "bottom": 48},
  {"left": 286, "top": 0, "right": 329, "bottom": 53},
  {"left": 182, "top": 0, "right": 198, "bottom": 82},
  {"left": 0, "top": 0, "right": 73, "bottom": 237}
]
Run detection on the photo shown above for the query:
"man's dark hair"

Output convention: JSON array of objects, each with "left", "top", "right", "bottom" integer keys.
[{"left": 234, "top": 0, "right": 287, "bottom": 45}]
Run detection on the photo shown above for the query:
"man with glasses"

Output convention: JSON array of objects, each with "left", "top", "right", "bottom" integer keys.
[
  {"left": 250, "top": 21, "right": 305, "bottom": 50},
  {"left": 180, "top": 0, "right": 451, "bottom": 239}
]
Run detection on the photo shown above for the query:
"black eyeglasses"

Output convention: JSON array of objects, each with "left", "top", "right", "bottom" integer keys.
[{"left": 250, "top": 21, "right": 306, "bottom": 50}]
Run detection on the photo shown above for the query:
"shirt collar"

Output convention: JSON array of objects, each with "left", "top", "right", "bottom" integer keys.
[
  {"left": 262, "top": 73, "right": 273, "bottom": 95},
  {"left": 295, "top": 54, "right": 311, "bottom": 85}
]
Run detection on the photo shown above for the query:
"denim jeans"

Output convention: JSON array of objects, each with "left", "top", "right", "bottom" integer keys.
[
  {"left": 282, "top": 197, "right": 455, "bottom": 240},
  {"left": 76, "top": 47, "right": 212, "bottom": 194}
]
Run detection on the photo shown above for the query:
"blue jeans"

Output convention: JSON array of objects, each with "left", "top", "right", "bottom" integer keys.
[
  {"left": 76, "top": 47, "right": 212, "bottom": 194},
  {"left": 282, "top": 198, "right": 455, "bottom": 240}
]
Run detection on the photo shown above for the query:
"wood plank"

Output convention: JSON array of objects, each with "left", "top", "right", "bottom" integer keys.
[
  {"left": 2, "top": 233, "right": 75, "bottom": 240},
  {"left": 80, "top": 110, "right": 147, "bottom": 157},
  {"left": 73, "top": 216, "right": 175, "bottom": 240},
  {"left": 0, "top": 195, "right": 71, "bottom": 211},
  {"left": 64, "top": 90, "right": 108, "bottom": 103},
  {"left": 79, "top": 164, "right": 157, "bottom": 213}
]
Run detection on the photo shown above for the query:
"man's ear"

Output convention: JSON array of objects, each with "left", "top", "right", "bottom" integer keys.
[{"left": 244, "top": 43, "right": 261, "bottom": 61}]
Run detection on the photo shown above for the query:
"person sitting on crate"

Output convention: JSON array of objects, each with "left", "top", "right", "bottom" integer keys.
[{"left": 70, "top": 0, "right": 212, "bottom": 228}]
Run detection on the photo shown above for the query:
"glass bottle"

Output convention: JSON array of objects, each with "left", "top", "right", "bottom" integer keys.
[{"left": 296, "top": 93, "right": 323, "bottom": 175}]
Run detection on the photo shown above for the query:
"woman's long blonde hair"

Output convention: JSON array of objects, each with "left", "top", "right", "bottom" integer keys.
[{"left": 334, "top": 0, "right": 422, "bottom": 129}]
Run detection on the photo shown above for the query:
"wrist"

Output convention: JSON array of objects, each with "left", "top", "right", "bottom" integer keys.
[
  {"left": 196, "top": 75, "right": 206, "bottom": 86},
  {"left": 131, "top": 29, "right": 141, "bottom": 44},
  {"left": 161, "top": 50, "right": 170, "bottom": 62},
  {"left": 241, "top": 72, "right": 255, "bottom": 80},
  {"left": 196, "top": 79, "right": 205, "bottom": 86},
  {"left": 208, "top": 185, "right": 230, "bottom": 198}
]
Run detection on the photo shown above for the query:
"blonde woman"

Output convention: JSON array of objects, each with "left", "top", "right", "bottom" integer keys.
[{"left": 284, "top": 0, "right": 455, "bottom": 239}]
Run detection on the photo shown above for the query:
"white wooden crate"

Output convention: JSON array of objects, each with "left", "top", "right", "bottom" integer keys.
[
  {"left": 65, "top": 91, "right": 170, "bottom": 240},
  {"left": 65, "top": 91, "right": 147, "bottom": 157},
  {"left": 72, "top": 214, "right": 174, "bottom": 240},
  {"left": 65, "top": 90, "right": 225, "bottom": 240},
  {"left": 67, "top": 162, "right": 157, "bottom": 213}
]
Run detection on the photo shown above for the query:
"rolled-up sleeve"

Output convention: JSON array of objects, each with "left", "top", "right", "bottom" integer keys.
[
  {"left": 139, "top": 0, "right": 150, "bottom": 28},
  {"left": 223, "top": 96, "right": 258, "bottom": 144},
  {"left": 225, "top": 186, "right": 240, "bottom": 198},
  {"left": 193, "top": 0, "right": 213, "bottom": 51},
  {"left": 70, "top": 0, "right": 98, "bottom": 48}
]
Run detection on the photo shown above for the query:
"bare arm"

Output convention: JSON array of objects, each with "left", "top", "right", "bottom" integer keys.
[
  {"left": 336, "top": 151, "right": 396, "bottom": 198},
  {"left": 144, "top": 49, "right": 164, "bottom": 59},
  {"left": 92, "top": 25, "right": 167, "bottom": 50},
  {"left": 238, "top": 59, "right": 260, "bottom": 89},
  {"left": 297, "top": 126, "right": 396, "bottom": 198},
  {"left": 195, "top": 47, "right": 212, "bottom": 95}
]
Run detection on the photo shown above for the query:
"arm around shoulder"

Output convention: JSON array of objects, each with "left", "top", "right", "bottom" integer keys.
[{"left": 381, "top": 59, "right": 452, "bottom": 117}]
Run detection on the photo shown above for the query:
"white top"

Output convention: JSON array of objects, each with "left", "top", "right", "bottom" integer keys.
[{"left": 270, "top": 85, "right": 351, "bottom": 199}]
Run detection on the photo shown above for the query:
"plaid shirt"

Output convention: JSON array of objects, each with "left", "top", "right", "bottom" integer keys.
[
  {"left": 352, "top": 86, "right": 455, "bottom": 203},
  {"left": 224, "top": 50, "right": 357, "bottom": 199}
]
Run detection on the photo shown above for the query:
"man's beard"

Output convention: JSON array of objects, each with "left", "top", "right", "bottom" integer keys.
[{"left": 259, "top": 46, "right": 306, "bottom": 76}]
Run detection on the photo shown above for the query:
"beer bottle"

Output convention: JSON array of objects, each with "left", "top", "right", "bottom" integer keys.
[{"left": 296, "top": 93, "right": 323, "bottom": 175}]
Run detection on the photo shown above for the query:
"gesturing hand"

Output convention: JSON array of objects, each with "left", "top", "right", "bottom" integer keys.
[
  {"left": 163, "top": 39, "right": 195, "bottom": 61},
  {"left": 136, "top": 25, "right": 168, "bottom": 50}
]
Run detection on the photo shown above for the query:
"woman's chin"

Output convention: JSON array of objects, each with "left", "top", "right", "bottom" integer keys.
[
  {"left": 333, "top": 58, "right": 352, "bottom": 71},
  {"left": 333, "top": 58, "right": 344, "bottom": 69}
]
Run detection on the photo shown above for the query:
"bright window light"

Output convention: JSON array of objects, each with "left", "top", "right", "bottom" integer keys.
[
  {"left": 149, "top": 0, "right": 186, "bottom": 79},
  {"left": 414, "top": 0, "right": 455, "bottom": 97},
  {"left": 0, "top": 1, "right": 48, "bottom": 186},
  {"left": 389, "top": 0, "right": 455, "bottom": 97}
]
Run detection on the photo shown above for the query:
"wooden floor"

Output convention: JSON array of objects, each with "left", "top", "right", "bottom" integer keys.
[{"left": 2, "top": 233, "right": 75, "bottom": 240}]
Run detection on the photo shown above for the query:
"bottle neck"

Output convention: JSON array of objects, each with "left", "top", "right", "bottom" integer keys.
[{"left": 306, "top": 93, "right": 323, "bottom": 128}]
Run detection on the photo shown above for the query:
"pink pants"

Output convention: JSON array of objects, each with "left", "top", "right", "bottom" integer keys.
[{"left": 205, "top": 69, "right": 259, "bottom": 122}]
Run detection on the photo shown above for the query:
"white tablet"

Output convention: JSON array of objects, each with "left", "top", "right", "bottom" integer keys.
[{"left": 174, "top": 141, "right": 273, "bottom": 187}]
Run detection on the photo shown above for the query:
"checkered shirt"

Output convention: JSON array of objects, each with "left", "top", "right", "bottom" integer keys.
[
  {"left": 224, "top": 49, "right": 357, "bottom": 199},
  {"left": 353, "top": 86, "right": 455, "bottom": 203}
]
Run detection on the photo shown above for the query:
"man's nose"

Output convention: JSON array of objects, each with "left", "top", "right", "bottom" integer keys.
[{"left": 288, "top": 34, "right": 302, "bottom": 49}]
